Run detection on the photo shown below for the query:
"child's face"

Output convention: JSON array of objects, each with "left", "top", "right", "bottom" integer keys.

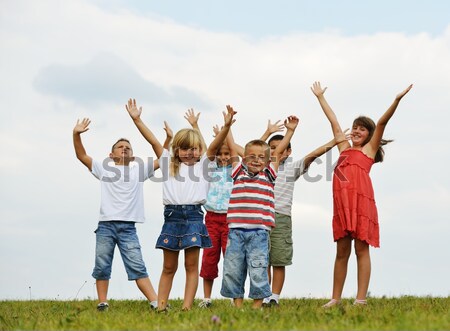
[
  {"left": 178, "top": 146, "right": 202, "bottom": 165},
  {"left": 269, "top": 139, "right": 291, "bottom": 163},
  {"left": 350, "top": 125, "right": 370, "bottom": 147},
  {"left": 110, "top": 141, "right": 133, "bottom": 164},
  {"left": 243, "top": 145, "right": 269, "bottom": 174},
  {"left": 216, "top": 144, "right": 231, "bottom": 166}
]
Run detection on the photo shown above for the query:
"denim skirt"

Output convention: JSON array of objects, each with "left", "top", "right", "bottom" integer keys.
[{"left": 156, "top": 205, "right": 212, "bottom": 251}]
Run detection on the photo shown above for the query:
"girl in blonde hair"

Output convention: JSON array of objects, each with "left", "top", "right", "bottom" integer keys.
[{"left": 126, "top": 100, "right": 236, "bottom": 311}]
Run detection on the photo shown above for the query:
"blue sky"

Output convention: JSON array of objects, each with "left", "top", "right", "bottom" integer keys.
[
  {"left": 0, "top": 0, "right": 449, "bottom": 302},
  {"left": 97, "top": 0, "right": 450, "bottom": 37}
]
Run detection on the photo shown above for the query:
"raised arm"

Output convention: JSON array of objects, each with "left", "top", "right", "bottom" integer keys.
[
  {"left": 125, "top": 99, "right": 164, "bottom": 158},
  {"left": 151, "top": 121, "right": 173, "bottom": 171},
  {"left": 302, "top": 130, "right": 350, "bottom": 170},
  {"left": 73, "top": 118, "right": 93, "bottom": 171},
  {"left": 310, "top": 81, "right": 350, "bottom": 152},
  {"left": 207, "top": 105, "right": 236, "bottom": 161},
  {"left": 260, "top": 119, "right": 285, "bottom": 141},
  {"left": 225, "top": 124, "right": 244, "bottom": 158},
  {"left": 184, "top": 108, "right": 207, "bottom": 153},
  {"left": 271, "top": 116, "right": 299, "bottom": 172},
  {"left": 365, "top": 84, "right": 413, "bottom": 158},
  {"left": 162, "top": 121, "right": 173, "bottom": 150}
]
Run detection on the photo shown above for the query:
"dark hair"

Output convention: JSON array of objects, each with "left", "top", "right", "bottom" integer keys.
[
  {"left": 111, "top": 138, "right": 131, "bottom": 152},
  {"left": 268, "top": 134, "right": 291, "bottom": 149},
  {"left": 353, "top": 116, "right": 392, "bottom": 163}
]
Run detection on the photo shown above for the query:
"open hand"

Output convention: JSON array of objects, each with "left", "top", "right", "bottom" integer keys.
[
  {"left": 223, "top": 105, "right": 237, "bottom": 127},
  {"left": 184, "top": 108, "right": 200, "bottom": 127},
  {"left": 126, "top": 99, "right": 142, "bottom": 120},
  {"left": 335, "top": 128, "right": 351, "bottom": 145},
  {"left": 163, "top": 121, "right": 173, "bottom": 139},
  {"left": 267, "top": 119, "right": 285, "bottom": 134},
  {"left": 310, "top": 81, "right": 327, "bottom": 97},
  {"left": 212, "top": 124, "right": 221, "bottom": 137},
  {"left": 73, "top": 118, "right": 91, "bottom": 134}
]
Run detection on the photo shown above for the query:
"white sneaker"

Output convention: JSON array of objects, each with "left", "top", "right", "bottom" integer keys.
[{"left": 198, "top": 299, "right": 212, "bottom": 308}]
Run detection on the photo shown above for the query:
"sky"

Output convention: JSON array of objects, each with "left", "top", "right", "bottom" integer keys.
[{"left": 0, "top": 0, "right": 449, "bottom": 302}]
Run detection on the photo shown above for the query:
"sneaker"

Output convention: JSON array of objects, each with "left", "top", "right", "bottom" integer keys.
[
  {"left": 322, "top": 299, "right": 341, "bottom": 308},
  {"left": 262, "top": 299, "right": 279, "bottom": 307},
  {"left": 149, "top": 301, "right": 158, "bottom": 310},
  {"left": 198, "top": 299, "right": 212, "bottom": 308},
  {"left": 97, "top": 302, "right": 109, "bottom": 311}
]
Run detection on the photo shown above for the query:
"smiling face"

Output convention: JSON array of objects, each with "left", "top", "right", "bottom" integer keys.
[
  {"left": 171, "top": 128, "right": 203, "bottom": 167},
  {"left": 177, "top": 146, "right": 202, "bottom": 165},
  {"left": 350, "top": 125, "right": 370, "bottom": 147},
  {"left": 351, "top": 116, "right": 375, "bottom": 148},
  {"left": 216, "top": 144, "right": 232, "bottom": 167},
  {"left": 243, "top": 140, "right": 270, "bottom": 174},
  {"left": 110, "top": 139, "right": 133, "bottom": 165},
  {"left": 268, "top": 138, "right": 291, "bottom": 163}
]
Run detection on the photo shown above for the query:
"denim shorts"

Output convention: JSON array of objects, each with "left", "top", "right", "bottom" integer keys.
[
  {"left": 220, "top": 228, "right": 271, "bottom": 299},
  {"left": 92, "top": 221, "right": 148, "bottom": 281},
  {"left": 269, "top": 213, "right": 293, "bottom": 266},
  {"left": 156, "top": 205, "right": 212, "bottom": 251}
]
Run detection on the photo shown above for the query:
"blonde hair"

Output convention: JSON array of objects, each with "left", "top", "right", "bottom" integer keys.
[
  {"left": 244, "top": 139, "right": 271, "bottom": 161},
  {"left": 170, "top": 128, "right": 203, "bottom": 176}
]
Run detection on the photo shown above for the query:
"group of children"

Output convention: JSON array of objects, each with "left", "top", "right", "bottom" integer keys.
[{"left": 73, "top": 81, "right": 413, "bottom": 311}]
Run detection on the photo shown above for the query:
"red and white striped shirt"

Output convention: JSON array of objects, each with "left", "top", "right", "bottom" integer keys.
[{"left": 226, "top": 162, "right": 277, "bottom": 228}]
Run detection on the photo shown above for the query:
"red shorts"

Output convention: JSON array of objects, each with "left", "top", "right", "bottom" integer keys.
[{"left": 199, "top": 211, "right": 229, "bottom": 280}]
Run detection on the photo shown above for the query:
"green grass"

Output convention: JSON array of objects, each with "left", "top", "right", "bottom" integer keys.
[{"left": 1, "top": 297, "right": 449, "bottom": 330}]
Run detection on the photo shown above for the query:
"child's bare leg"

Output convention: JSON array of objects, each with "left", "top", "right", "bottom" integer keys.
[
  {"left": 252, "top": 298, "right": 263, "bottom": 309},
  {"left": 233, "top": 298, "right": 244, "bottom": 308},
  {"left": 354, "top": 239, "right": 371, "bottom": 301},
  {"left": 182, "top": 247, "right": 200, "bottom": 310},
  {"left": 331, "top": 236, "right": 352, "bottom": 300},
  {"left": 158, "top": 249, "right": 179, "bottom": 310},
  {"left": 203, "top": 278, "right": 214, "bottom": 299},
  {"left": 271, "top": 266, "right": 285, "bottom": 296},
  {"left": 96, "top": 280, "right": 109, "bottom": 303},
  {"left": 135, "top": 277, "right": 157, "bottom": 302}
]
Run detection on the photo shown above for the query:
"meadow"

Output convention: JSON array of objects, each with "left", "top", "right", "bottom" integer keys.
[{"left": 0, "top": 296, "right": 449, "bottom": 330}]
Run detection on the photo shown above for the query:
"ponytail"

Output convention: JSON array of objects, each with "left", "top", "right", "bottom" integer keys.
[{"left": 374, "top": 139, "right": 393, "bottom": 163}]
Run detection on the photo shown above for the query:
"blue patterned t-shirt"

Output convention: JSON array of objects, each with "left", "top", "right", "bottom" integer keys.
[{"left": 204, "top": 164, "right": 233, "bottom": 213}]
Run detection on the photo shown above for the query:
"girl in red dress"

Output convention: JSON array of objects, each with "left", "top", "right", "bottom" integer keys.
[{"left": 311, "top": 81, "right": 413, "bottom": 307}]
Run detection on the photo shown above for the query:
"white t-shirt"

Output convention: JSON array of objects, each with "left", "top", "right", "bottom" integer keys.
[
  {"left": 159, "top": 149, "right": 217, "bottom": 205},
  {"left": 91, "top": 158, "right": 154, "bottom": 223},
  {"left": 274, "top": 157, "right": 307, "bottom": 216}
]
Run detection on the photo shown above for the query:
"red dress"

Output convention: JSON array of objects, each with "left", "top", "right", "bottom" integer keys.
[{"left": 332, "top": 149, "right": 379, "bottom": 247}]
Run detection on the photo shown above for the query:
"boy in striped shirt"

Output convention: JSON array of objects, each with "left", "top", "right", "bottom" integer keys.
[{"left": 220, "top": 115, "right": 299, "bottom": 309}]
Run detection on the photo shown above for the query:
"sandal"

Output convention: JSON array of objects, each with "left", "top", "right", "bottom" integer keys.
[
  {"left": 353, "top": 299, "right": 367, "bottom": 306},
  {"left": 322, "top": 299, "right": 341, "bottom": 308}
]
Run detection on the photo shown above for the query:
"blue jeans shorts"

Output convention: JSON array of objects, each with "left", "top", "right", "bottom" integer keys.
[
  {"left": 92, "top": 221, "right": 148, "bottom": 281},
  {"left": 220, "top": 228, "right": 271, "bottom": 299},
  {"left": 156, "top": 205, "right": 212, "bottom": 251}
]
